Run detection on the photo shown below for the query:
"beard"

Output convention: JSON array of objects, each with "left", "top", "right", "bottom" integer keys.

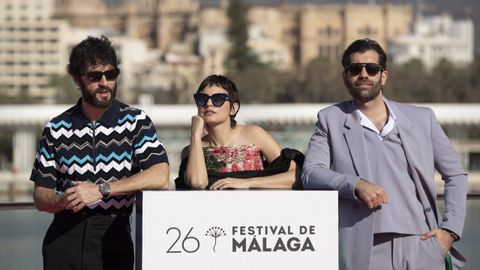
[
  {"left": 346, "top": 78, "right": 383, "bottom": 103},
  {"left": 80, "top": 82, "right": 116, "bottom": 109}
]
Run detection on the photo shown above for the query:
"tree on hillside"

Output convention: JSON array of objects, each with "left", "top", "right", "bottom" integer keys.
[
  {"left": 301, "top": 58, "right": 346, "bottom": 103},
  {"left": 387, "top": 58, "right": 480, "bottom": 103},
  {"left": 468, "top": 56, "right": 480, "bottom": 102},
  {"left": 0, "top": 131, "right": 12, "bottom": 170},
  {"left": 387, "top": 59, "right": 432, "bottom": 102},
  {"left": 225, "top": 0, "right": 258, "bottom": 74},
  {"left": 231, "top": 65, "right": 287, "bottom": 103},
  {"left": 49, "top": 74, "right": 79, "bottom": 104},
  {"left": 430, "top": 59, "right": 459, "bottom": 102}
]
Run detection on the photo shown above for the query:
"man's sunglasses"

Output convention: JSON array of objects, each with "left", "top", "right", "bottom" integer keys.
[
  {"left": 83, "top": 69, "right": 120, "bottom": 82},
  {"left": 345, "top": 63, "right": 383, "bottom": 76},
  {"left": 193, "top": 93, "right": 230, "bottom": 107}
]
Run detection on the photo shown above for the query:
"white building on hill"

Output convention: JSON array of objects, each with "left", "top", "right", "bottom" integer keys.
[
  {"left": 389, "top": 14, "right": 474, "bottom": 69},
  {"left": 0, "top": 0, "right": 69, "bottom": 102}
]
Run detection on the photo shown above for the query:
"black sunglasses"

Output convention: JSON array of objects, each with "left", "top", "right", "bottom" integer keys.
[
  {"left": 83, "top": 69, "right": 120, "bottom": 82},
  {"left": 345, "top": 63, "right": 383, "bottom": 76},
  {"left": 193, "top": 93, "right": 230, "bottom": 107}
]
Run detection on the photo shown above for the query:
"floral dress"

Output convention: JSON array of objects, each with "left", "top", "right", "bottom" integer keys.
[{"left": 203, "top": 144, "right": 264, "bottom": 173}]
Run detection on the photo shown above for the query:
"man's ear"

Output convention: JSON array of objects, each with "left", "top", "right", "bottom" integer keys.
[
  {"left": 73, "top": 76, "right": 81, "bottom": 88},
  {"left": 341, "top": 71, "right": 348, "bottom": 86},
  {"left": 381, "top": 70, "right": 388, "bottom": 87}
]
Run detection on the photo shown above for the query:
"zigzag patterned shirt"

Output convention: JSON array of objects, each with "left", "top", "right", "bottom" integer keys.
[{"left": 30, "top": 98, "right": 169, "bottom": 215}]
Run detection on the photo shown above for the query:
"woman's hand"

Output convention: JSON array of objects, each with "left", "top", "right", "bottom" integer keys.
[
  {"left": 210, "top": 178, "right": 252, "bottom": 190},
  {"left": 191, "top": 115, "right": 205, "bottom": 139}
]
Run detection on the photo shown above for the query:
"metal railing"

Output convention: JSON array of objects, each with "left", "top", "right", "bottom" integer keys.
[
  {"left": 1, "top": 194, "right": 479, "bottom": 211},
  {"left": 0, "top": 201, "right": 35, "bottom": 210}
]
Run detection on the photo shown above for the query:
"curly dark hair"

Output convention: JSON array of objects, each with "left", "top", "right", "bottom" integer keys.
[
  {"left": 342, "top": 38, "right": 387, "bottom": 70},
  {"left": 67, "top": 35, "right": 120, "bottom": 78},
  {"left": 196, "top": 74, "right": 240, "bottom": 127}
]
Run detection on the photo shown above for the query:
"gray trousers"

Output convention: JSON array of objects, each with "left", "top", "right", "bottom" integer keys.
[{"left": 370, "top": 233, "right": 445, "bottom": 270}]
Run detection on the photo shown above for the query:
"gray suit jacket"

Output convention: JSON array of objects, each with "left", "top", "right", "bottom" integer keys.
[{"left": 302, "top": 100, "right": 467, "bottom": 270}]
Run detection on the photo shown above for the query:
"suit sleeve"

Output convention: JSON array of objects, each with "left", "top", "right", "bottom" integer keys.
[
  {"left": 302, "top": 110, "right": 360, "bottom": 201},
  {"left": 430, "top": 109, "right": 467, "bottom": 239}
]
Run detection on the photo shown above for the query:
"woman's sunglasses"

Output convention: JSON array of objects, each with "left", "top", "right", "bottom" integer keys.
[
  {"left": 83, "top": 69, "right": 120, "bottom": 82},
  {"left": 345, "top": 63, "right": 383, "bottom": 76},
  {"left": 193, "top": 93, "right": 230, "bottom": 107}
]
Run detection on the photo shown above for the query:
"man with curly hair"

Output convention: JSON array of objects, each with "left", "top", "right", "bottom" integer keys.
[{"left": 30, "top": 35, "right": 170, "bottom": 270}]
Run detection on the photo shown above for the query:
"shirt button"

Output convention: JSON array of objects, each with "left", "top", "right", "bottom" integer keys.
[{"left": 425, "top": 207, "right": 432, "bottom": 212}]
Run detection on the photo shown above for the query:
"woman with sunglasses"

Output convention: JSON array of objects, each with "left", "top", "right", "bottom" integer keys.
[{"left": 175, "top": 74, "right": 303, "bottom": 190}]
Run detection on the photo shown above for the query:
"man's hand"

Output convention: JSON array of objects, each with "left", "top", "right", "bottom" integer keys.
[
  {"left": 64, "top": 181, "right": 102, "bottom": 212},
  {"left": 421, "top": 228, "right": 455, "bottom": 255},
  {"left": 354, "top": 178, "right": 388, "bottom": 208},
  {"left": 32, "top": 185, "right": 67, "bottom": 213}
]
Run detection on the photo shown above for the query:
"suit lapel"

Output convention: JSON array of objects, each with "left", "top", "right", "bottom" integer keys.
[
  {"left": 391, "top": 102, "right": 426, "bottom": 179},
  {"left": 342, "top": 101, "right": 373, "bottom": 181}
]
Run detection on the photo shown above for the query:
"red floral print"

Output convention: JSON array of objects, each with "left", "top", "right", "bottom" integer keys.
[{"left": 203, "top": 144, "right": 264, "bottom": 173}]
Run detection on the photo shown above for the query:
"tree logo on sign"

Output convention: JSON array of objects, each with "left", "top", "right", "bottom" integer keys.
[{"left": 205, "top": 227, "right": 227, "bottom": 252}]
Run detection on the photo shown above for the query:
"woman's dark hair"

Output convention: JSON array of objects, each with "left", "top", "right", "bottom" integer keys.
[
  {"left": 341, "top": 38, "right": 387, "bottom": 70},
  {"left": 67, "top": 35, "right": 120, "bottom": 78},
  {"left": 197, "top": 74, "right": 240, "bottom": 127}
]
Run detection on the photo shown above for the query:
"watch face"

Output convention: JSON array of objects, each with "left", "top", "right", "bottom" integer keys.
[{"left": 99, "top": 183, "right": 111, "bottom": 197}]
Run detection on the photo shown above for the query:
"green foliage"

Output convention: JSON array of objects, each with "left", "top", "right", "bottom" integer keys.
[
  {"left": 301, "top": 58, "right": 348, "bottom": 103},
  {"left": 0, "top": 88, "right": 9, "bottom": 104},
  {"left": 225, "top": 0, "right": 258, "bottom": 74},
  {"left": 1, "top": 57, "right": 479, "bottom": 105},
  {"left": 387, "top": 58, "right": 432, "bottom": 102},
  {"left": 151, "top": 83, "right": 190, "bottom": 104},
  {"left": 0, "top": 131, "right": 12, "bottom": 170},
  {"left": 49, "top": 74, "right": 79, "bottom": 104},
  {"left": 387, "top": 58, "right": 480, "bottom": 103},
  {"left": 0, "top": 74, "right": 78, "bottom": 104},
  {"left": 0, "top": 87, "right": 39, "bottom": 104},
  {"left": 226, "top": 56, "right": 480, "bottom": 104},
  {"left": 231, "top": 65, "right": 285, "bottom": 103}
]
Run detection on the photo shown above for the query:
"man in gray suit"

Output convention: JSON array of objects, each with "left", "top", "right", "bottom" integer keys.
[{"left": 302, "top": 38, "right": 467, "bottom": 270}]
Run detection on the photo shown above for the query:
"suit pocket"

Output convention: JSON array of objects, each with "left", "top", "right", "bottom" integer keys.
[{"left": 414, "top": 236, "right": 446, "bottom": 269}]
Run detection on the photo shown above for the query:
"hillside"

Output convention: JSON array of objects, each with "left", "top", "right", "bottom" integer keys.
[
  {"left": 202, "top": 0, "right": 479, "bottom": 55},
  {"left": 105, "top": 0, "right": 478, "bottom": 54}
]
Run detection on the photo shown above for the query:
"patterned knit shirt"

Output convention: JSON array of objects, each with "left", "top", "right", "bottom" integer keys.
[{"left": 30, "top": 98, "right": 169, "bottom": 215}]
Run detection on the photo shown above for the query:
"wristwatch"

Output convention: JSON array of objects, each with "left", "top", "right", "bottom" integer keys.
[{"left": 98, "top": 182, "right": 111, "bottom": 199}]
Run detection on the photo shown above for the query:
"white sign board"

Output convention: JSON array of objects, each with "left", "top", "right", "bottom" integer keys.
[{"left": 136, "top": 190, "right": 338, "bottom": 270}]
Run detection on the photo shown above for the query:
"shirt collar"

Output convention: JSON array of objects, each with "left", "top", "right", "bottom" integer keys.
[
  {"left": 356, "top": 99, "right": 397, "bottom": 140},
  {"left": 69, "top": 98, "right": 121, "bottom": 128}
]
